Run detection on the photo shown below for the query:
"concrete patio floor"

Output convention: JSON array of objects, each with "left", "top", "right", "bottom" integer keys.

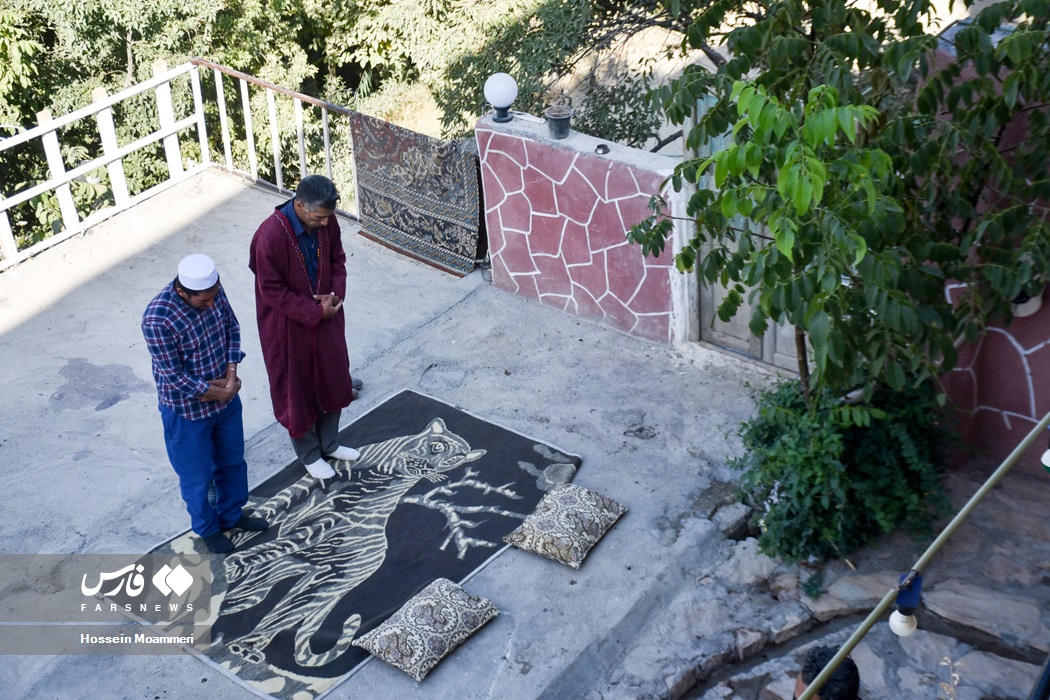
[{"left": 0, "top": 169, "right": 1046, "bottom": 699}]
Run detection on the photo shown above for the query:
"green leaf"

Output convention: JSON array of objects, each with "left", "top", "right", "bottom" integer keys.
[
  {"left": 796, "top": 176, "right": 813, "bottom": 215},
  {"left": 808, "top": 309, "right": 830, "bottom": 349},
  {"left": 775, "top": 222, "right": 796, "bottom": 261},
  {"left": 850, "top": 233, "right": 868, "bottom": 265},
  {"left": 744, "top": 143, "right": 762, "bottom": 178},
  {"left": 733, "top": 145, "right": 748, "bottom": 175},
  {"left": 1003, "top": 72, "right": 1021, "bottom": 108},
  {"left": 715, "top": 153, "right": 729, "bottom": 188},
  {"left": 885, "top": 361, "right": 905, "bottom": 390},
  {"left": 721, "top": 192, "right": 738, "bottom": 219},
  {"left": 837, "top": 108, "right": 856, "bottom": 143},
  {"left": 777, "top": 161, "right": 799, "bottom": 201}
]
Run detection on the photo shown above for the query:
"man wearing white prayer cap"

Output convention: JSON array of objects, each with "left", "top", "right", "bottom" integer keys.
[{"left": 141, "top": 254, "right": 269, "bottom": 554}]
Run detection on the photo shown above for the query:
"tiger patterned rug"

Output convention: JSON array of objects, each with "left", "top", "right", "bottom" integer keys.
[{"left": 148, "top": 389, "right": 581, "bottom": 700}]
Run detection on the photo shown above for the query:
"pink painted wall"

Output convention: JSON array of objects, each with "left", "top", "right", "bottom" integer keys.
[
  {"left": 931, "top": 41, "right": 1050, "bottom": 471},
  {"left": 476, "top": 118, "right": 676, "bottom": 343},
  {"left": 942, "top": 287, "right": 1050, "bottom": 472}
]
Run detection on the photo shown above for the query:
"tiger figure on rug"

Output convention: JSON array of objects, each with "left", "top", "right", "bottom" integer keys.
[{"left": 217, "top": 417, "right": 486, "bottom": 668}]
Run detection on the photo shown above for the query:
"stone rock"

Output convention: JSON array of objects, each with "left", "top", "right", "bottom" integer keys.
[
  {"left": 984, "top": 552, "right": 1040, "bottom": 586},
  {"left": 769, "top": 573, "right": 800, "bottom": 601},
  {"left": 953, "top": 650, "right": 1040, "bottom": 699},
  {"left": 826, "top": 571, "right": 899, "bottom": 609},
  {"left": 800, "top": 591, "right": 852, "bottom": 622},
  {"left": 894, "top": 666, "right": 941, "bottom": 696},
  {"left": 770, "top": 607, "right": 814, "bottom": 644},
  {"left": 895, "top": 627, "right": 967, "bottom": 668},
  {"left": 758, "top": 675, "right": 794, "bottom": 700},
  {"left": 982, "top": 509, "right": 1049, "bottom": 541},
  {"left": 699, "top": 684, "right": 733, "bottom": 699},
  {"left": 734, "top": 628, "right": 767, "bottom": 660},
  {"left": 665, "top": 665, "right": 699, "bottom": 699},
  {"left": 923, "top": 578, "right": 1050, "bottom": 650},
  {"left": 849, "top": 638, "right": 891, "bottom": 698},
  {"left": 711, "top": 502, "right": 751, "bottom": 538},
  {"left": 716, "top": 538, "right": 780, "bottom": 586}
]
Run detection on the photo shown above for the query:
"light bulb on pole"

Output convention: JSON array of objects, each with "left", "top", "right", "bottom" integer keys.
[{"left": 890, "top": 571, "right": 922, "bottom": 637}]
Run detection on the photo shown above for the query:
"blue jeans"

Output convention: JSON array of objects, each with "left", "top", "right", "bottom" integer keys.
[{"left": 160, "top": 396, "right": 248, "bottom": 537}]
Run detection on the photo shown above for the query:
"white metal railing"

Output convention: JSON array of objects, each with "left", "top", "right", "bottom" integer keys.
[
  {"left": 191, "top": 57, "right": 357, "bottom": 195},
  {"left": 0, "top": 58, "right": 361, "bottom": 272}
]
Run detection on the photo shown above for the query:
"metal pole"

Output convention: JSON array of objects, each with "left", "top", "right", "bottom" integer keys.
[
  {"left": 1029, "top": 653, "right": 1050, "bottom": 700},
  {"left": 797, "top": 409, "right": 1050, "bottom": 700}
]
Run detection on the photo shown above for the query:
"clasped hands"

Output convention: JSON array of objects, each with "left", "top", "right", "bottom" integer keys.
[
  {"left": 315, "top": 292, "right": 343, "bottom": 320},
  {"left": 201, "top": 365, "right": 241, "bottom": 402}
]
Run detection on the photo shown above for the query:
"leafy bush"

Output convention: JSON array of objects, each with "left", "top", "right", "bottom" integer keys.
[{"left": 734, "top": 380, "right": 951, "bottom": 563}]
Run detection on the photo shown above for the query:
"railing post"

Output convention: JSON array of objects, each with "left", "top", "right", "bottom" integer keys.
[
  {"left": 267, "top": 88, "right": 283, "bottom": 190},
  {"left": 239, "top": 78, "right": 258, "bottom": 179},
  {"left": 322, "top": 108, "right": 333, "bottom": 181},
  {"left": 190, "top": 65, "right": 211, "bottom": 166},
  {"left": 0, "top": 205, "right": 17, "bottom": 261},
  {"left": 214, "top": 68, "right": 233, "bottom": 169},
  {"left": 92, "top": 87, "right": 130, "bottom": 207},
  {"left": 36, "top": 109, "right": 81, "bottom": 234},
  {"left": 296, "top": 97, "right": 307, "bottom": 178},
  {"left": 152, "top": 60, "right": 183, "bottom": 179}
]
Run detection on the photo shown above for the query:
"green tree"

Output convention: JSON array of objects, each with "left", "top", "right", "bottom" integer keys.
[
  {"left": 10, "top": 0, "right": 310, "bottom": 113},
  {"left": 631, "top": 0, "right": 1050, "bottom": 403},
  {"left": 627, "top": 0, "right": 1049, "bottom": 562},
  {"left": 320, "top": 0, "right": 666, "bottom": 144},
  {"left": 0, "top": 9, "right": 44, "bottom": 126},
  {"left": 0, "top": 0, "right": 312, "bottom": 248}
]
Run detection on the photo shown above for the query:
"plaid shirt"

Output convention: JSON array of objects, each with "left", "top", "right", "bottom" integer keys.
[{"left": 141, "top": 281, "right": 246, "bottom": 421}]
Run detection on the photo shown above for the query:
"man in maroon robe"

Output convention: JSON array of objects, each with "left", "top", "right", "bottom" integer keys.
[{"left": 249, "top": 175, "right": 361, "bottom": 479}]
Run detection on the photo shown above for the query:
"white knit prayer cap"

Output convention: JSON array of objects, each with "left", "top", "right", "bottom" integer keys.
[{"left": 177, "top": 253, "right": 219, "bottom": 290}]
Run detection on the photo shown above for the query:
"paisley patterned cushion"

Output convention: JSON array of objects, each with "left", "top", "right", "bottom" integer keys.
[
  {"left": 352, "top": 578, "right": 498, "bottom": 682},
  {"left": 503, "top": 483, "right": 627, "bottom": 569}
]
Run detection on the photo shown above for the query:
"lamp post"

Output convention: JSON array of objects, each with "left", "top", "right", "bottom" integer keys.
[{"left": 484, "top": 73, "right": 518, "bottom": 123}]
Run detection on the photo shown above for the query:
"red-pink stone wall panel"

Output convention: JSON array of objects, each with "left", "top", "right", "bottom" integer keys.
[
  {"left": 555, "top": 168, "right": 601, "bottom": 224},
  {"left": 561, "top": 221, "right": 592, "bottom": 266},
  {"left": 529, "top": 215, "right": 565, "bottom": 257},
  {"left": 480, "top": 164, "right": 507, "bottom": 209},
  {"left": 500, "top": 192, "right": 532, "bottom": 233},
  {"left": 522, "top": 167, "right": 558, "bottom": 215},
  {"left": 488, "top": 133, "right": 528, "bottom": 167},
  {"left": 477, "top": 123, "right": 674, "bottom": 343},
  {"left": 534, "top": 253, "right": 573, "bottom": 298},
  {"left": 944, "top": 288, "right": 1050, "bottom": 472},
  {"left": 568, "top": 252, "right": 609, "bottom": 301},
  {"left": 607, "top": 167, "right": 641, "bottom": 201}
]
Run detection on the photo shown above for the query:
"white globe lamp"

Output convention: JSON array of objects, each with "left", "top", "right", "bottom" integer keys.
[{"left": 484, "top": 73, "right": 518, "bottom": 123}]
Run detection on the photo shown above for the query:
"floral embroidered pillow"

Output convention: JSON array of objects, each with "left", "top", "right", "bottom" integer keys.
[
  {"left": 504, "top": 483, "right": 627, "bottom": 569},
  {"left": 352, "top": 577, "right": 498, "bottom": 682}
]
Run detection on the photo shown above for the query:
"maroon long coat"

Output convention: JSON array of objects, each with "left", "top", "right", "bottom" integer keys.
[{"left": 248, "top": 203, "right": 354, "bottom": 437}]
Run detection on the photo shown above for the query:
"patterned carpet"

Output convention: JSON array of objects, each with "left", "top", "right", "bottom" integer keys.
[
  {"left": 151, "top": 390, "right": 580, "bottom": 699},
  {"left": 350, "top": 114, "right": 481, "bottom": 276}
]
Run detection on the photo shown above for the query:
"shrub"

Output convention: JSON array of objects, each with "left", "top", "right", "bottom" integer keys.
[{"left": 734, "top": 380, "right": 951, "bottom": 563}]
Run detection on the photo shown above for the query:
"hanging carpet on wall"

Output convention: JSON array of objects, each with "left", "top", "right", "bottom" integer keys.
[
  {"left": 149, "top": 389, "right": 580, "bottom": 700},
  {"left": 349, "top": 114, "right": 481, "bottom": 276}
]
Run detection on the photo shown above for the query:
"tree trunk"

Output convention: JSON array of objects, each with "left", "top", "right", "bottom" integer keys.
[
  {"left": 125, "top": 31, "right": 134, "bottom": 87},
  {"left": 795, "top": 325, "right": 812, "bottom": 407}
]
